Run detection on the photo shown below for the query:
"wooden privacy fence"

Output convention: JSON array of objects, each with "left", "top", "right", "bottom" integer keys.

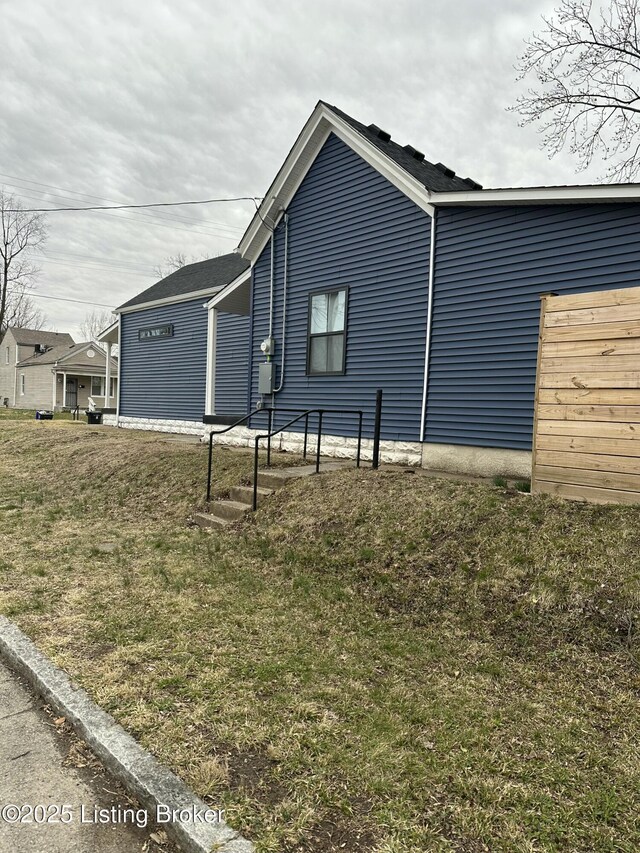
[{"left": 532, "top": 285, "right": 640, "bottom": 505}]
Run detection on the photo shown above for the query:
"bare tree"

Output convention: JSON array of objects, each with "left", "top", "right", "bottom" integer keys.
[
  {"left": 152, "top": 252, "right": 188, "bottom": 279},
  {"left": 2, "top": 285, "right": 46, "bottom": 334},
  {"left": 512, "top": 1, "right": 640, "bottom": 181},
  {"left": 80, "top": 308, "right": 116, "bottom": 342},
  {"left": 0, "top": 191, "right": 47, "bottom": 335}
]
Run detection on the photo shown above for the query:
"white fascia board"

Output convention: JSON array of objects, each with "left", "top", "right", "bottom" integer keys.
[
  {"left": 238, "top": 103, "right": 435, "bottom": 264},
  {"left": 431, "top": 184, "right": 640, "bottom": 205},
  {"left": 115, "top": 286, "right": 223, "bottom": 315},
  {"left": 327, "top": 114, "right": 435, "bottom": 216},
  {"left": 54, "top": 342, "right": 94, "bottom": 366},
  {"left": 206, "top": 269, "right": 252, "bottom": 309}
]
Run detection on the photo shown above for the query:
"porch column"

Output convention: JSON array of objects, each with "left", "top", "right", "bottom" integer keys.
[
  {"left": 105, "top": 342, "right": 112, "bottom": 406},
  {"left": 205, "top": 307, "right": 217, "bottom": 416},
  {"left": 62, "top": 372, "right": 67, "bottom": 408}
]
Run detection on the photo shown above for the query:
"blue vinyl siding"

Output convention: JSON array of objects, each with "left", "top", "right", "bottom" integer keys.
[
  {"left": 250, "top": 132, "right": 431, "bottom": 441},
  {"left": 120, "top": 299, "right": 207, "bottom": 421},
  {"left": 426, "top": 203, "right": 640, "bottom": 450},
  {"left": 214, "top": 311, "right": 250, "bottom": 415}
]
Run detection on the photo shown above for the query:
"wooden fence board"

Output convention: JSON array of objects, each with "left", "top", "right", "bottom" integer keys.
[
  {"left": 535, "top": 480, "right": 640, "bottom": 505},
  {"left": 536, "top": 465, "right": 640, "bottom": 492},
  {"left": 541, "top": 338, "right": 640, "bottom": 358},
  {"left": 545, "top": 302, "right": 640, "bottom": 328},
  {"left": 540, "top": 372, "right": 640, "bottom": 389},
  {"left": 536, "top": 449, "right": 640, "bottom": 475},
  {"left": 540, "top": 355, "right": 640, "bottom": 373},
  {"left": 539, "top": 388, "right": 640, "bottom": 405},
  {"left": 543, "top": 285, "right": 640, "bottom": 312},
  {"left": 537, "top": 420, "right": 640, "bottom": 439},
  {"left": 536, "top": 433, "right": 640, "bottom": 457},
  {"left": 537, "top": 404, "right": 640, "bottom": 422},
  {"left": 543, "top": 320, "right": 640, "bottom": 342}
]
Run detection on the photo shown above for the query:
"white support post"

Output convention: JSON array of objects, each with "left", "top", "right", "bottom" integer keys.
[
  {"left": 62, "top": 372, "right": 67, "bottom": 408},
  {"left": 204, "top": 307, "right": 217, "bottom": 416},
  {"left": 105, "top": 342, "right": 112, "bottom": 406}
]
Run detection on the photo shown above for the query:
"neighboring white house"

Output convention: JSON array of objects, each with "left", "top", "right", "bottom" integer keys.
[{"left": 0, "top": 327, "right": 118, "bottom": 411}]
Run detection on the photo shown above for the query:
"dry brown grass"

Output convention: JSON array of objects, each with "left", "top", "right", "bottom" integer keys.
[{"left": 2, "top": 414, "right": 640, "bottom": 852}]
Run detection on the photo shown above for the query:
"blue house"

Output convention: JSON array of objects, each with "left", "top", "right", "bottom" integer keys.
[
  {"left": 208, "top": 101, "right": 640, "bottom": 476},
  {"left": 108, "top": 254, "right": 249, "bottom": 434}
]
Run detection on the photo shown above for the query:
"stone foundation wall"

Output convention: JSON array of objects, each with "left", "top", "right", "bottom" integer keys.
[
  {"left": 116, "top": 416, "right": 206, "bottom": 437},
  {"left": 108, "top": 417, "right": 531, "bottom": 477},
  {"left": 206, "top": 425, "right": 423, "bottom": 466}
]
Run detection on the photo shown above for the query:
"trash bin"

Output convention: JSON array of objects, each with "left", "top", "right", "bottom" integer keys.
[
  {"left": 35, "top": 410, "right": 54, "bottom": 420},
  {"left": 87, "top": 411, "right": 103, "bottom": 425}
]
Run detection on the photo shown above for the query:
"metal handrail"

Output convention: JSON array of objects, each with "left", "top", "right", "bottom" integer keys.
[
  {"left": 206, "top": 407, "right": 271, "bottom": 501},
  {"left": 252, "top": 407, "right": 364, "bottom": 511},
  {"left": 205, "top": 405, "right": 321, "bottom": 501}
]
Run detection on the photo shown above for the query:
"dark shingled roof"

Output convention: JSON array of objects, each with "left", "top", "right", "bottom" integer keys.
[
  {"left": 16, "top": 342, "right": 110, "bottom": 367},
  {"left": 118, "top": 253, "right": 250, "bottom": 311},
  {"left": 321, "top": 102, "right": 482, "bottom": 193},
  {"left": 8, "top": 328, "right": 75, "bottom": 347}
]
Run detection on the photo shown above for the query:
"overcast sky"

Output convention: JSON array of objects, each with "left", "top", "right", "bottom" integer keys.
[{"left": 1, "top": 0, "right": 601, "bottom": 339}]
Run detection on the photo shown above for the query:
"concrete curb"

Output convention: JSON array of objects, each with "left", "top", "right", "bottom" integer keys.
[{"left": 0, "top": 617, "right": 253, "bottom": 853}]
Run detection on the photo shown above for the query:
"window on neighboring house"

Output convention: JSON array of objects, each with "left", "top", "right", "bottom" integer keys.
[
  {"left": 20, "top": 374, "right": 25, "bottom": 396},
  {"left": 91, "top": 377, "right": 105, "bottom": 397},
  {"left": 306, "top": 288, "right": 348, "bottom": 375},
  {"left": 5, "top": 347, "right": 9, "bottom": 365},
  {"left": 109, "top": 377, "right": 116, "bottom": 398}
]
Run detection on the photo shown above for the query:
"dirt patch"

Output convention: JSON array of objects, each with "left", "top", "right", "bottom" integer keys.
[{"left": 286, "top": 814, "right": 376, "bottom": 852}]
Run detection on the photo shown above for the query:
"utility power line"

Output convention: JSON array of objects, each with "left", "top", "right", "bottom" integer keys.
[
  {"left": 6, "top": 188, "right": 242, "bottom": 241},
  {"left": 0, "top": 173, "right": 247, "bottom": 232},
  {"left": 22, "top": 292, "right": 116, "bottom": 309},
  {"left": 5, "top": 196, "right": 260, "bottom": 213}
]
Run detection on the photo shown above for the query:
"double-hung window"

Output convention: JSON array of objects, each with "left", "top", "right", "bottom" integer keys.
[
  {"left": 91, "top": 377, "right": 104, "bottom": 397},
  {"left": 306, "top": 288, "right": 347, "bottom": 375}
]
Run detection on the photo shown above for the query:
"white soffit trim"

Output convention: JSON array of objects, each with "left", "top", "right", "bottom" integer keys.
[
  {"left": 96, "top": 320, "right": 119, "bottom": 344},
  {"left": 206, "top": 269, "right": 252, "bottom": 314},
  {"left": 116, "top": 286, "right": 223, "bottom": 315},
  {"left": 431, "top": 184, "right": 640, "bottom": 205},
  {"left": 238, "top": 103, "right": 436, "bottom": 263}
]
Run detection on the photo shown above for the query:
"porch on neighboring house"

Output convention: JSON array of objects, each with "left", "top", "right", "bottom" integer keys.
[{"left": 53, "top": 371, "right": 118, "bottom": 411}]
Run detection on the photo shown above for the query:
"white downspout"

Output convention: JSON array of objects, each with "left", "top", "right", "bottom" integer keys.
[
  {"left": 419, "top": 211, "right": 437, "bottom": 443},
  {"left": 268, "top": 231, "right": 275, "bottom": 340}
]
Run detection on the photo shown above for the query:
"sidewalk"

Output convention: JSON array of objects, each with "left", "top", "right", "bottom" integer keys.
[{"left": 0, "top": 660, "right": 169, "bottom": 853}]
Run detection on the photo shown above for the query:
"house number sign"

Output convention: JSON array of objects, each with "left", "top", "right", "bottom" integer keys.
[{"left": 139, "top": 324, "right": 174, "bottom": 340}]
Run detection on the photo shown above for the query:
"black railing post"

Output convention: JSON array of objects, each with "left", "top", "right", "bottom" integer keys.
[
  {"left": 356, "top": 411, "right": 363, "bottom": 468},
  {"left": 315, "top": 410, "right": 323, "bottom": 473},
  {"left": 267, "top": 407, "right": 273, "bottom": 468},
  {"left": 206, "top": 431, "right": 214, "bottom": 502},
  {"left": 252, "top": 437, "right": 260, "bottom": 511},
  {"left": 303, "top": 413, "right": 309, "bottom": 460},
  {"left": 372, "top": 389, "right": 383, "bottom": 470}
]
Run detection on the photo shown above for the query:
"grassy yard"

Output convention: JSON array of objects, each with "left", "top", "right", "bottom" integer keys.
[{"left": 1, "top": 412, "right": 640, "bottom": 852}]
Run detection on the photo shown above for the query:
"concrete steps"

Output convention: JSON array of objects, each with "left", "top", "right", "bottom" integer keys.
[{"left": 194, "top": 460, "right": 351, "bottom": 530}]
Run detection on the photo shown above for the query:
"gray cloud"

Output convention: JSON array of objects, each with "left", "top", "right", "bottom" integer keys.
[{"left": 1, "top": 0, "right": 593, "bottom": 337}]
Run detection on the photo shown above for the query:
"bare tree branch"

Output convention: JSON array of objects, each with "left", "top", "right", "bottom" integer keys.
[
  {"left": 511, "top": 0, "right": 640, "bottom": 181},
  {"left": 0, "top": 191, "right": 48, "bottom": 335}
]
